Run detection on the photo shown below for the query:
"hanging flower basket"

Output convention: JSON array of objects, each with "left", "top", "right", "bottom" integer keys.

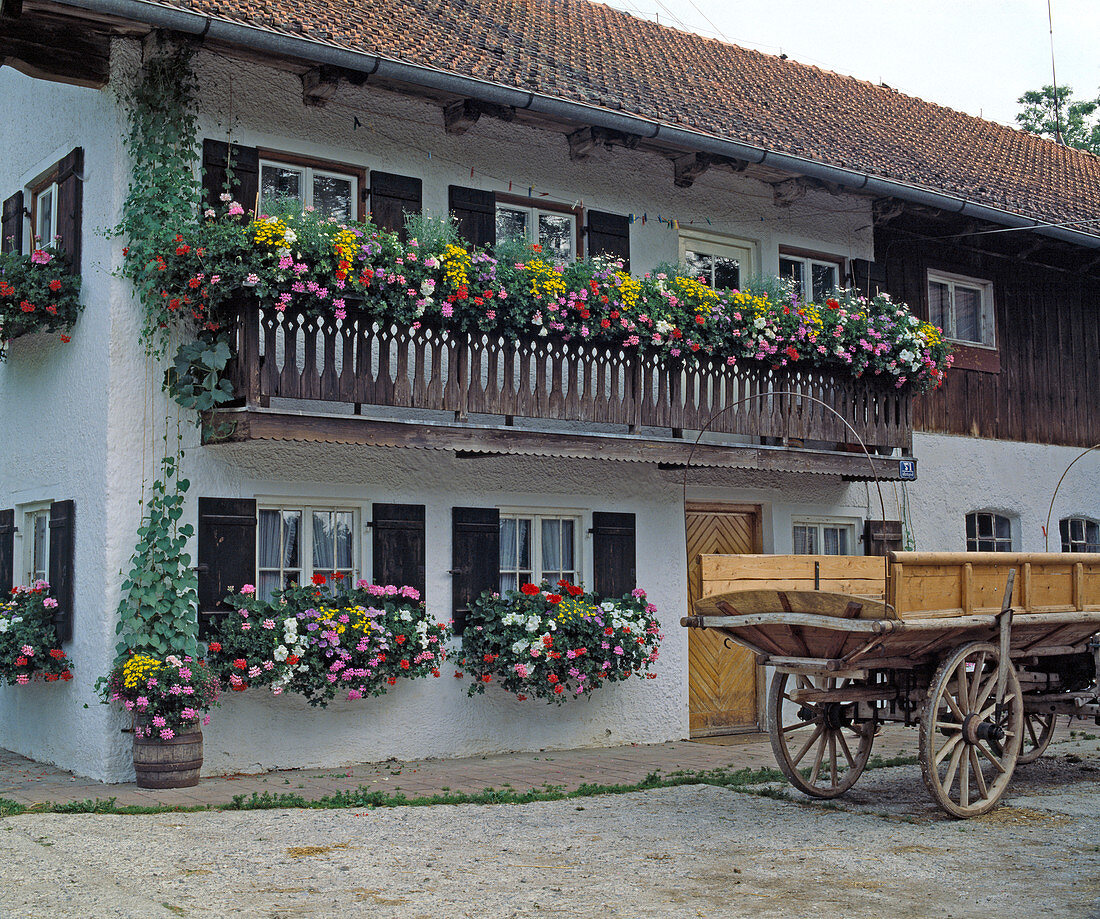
[{"left": 0, "top": 582, "right": 73, "bottom": 684}]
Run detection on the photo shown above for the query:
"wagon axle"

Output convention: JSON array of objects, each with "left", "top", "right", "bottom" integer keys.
[{"left": 961, "top": 713, "right": 1005, "bottom": 745}]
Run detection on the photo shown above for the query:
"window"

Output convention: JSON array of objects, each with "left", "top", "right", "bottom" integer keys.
[
  {"left": 258, "top": 156, "right": 360, "bottom": 222},
  {"left": 257, "top": 505, "right": 357, "bottom": 601},
  {"left": 499, "top": 513, "right": 580, "bottom": 593},
  {"left": 32, "top": 182, "right": 57, "bottom": 249},
  {"left": 679, "top": 232, "right": 754, "bottom": 291},
  {"left": 1061, "top": 517, "right": 1100, "bottom": 553},
  {"left": 793, "top": 520, "right": 855, "bottom": 555},
  {"left": 779, "top": 254, "right": 842, "bottom": 303},
  {"left": 927, "top": 271, "right": 995, "bottom": 348},
  {"left": 966, "top": 513, "right": 1012, "bottom": 552},
  {"left": 495, "top": 201, "right": 577, "bottom": 262},
  {"left": 22, "top": 505, "right": 50, "bottom": 585}
]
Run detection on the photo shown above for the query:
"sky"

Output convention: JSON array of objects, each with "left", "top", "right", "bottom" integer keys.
[{"left": 597, "top": 0, "right": 1100, "bottom": 128}]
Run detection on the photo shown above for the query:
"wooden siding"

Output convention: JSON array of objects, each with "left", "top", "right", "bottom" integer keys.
[{"left": 876, "top": 224, "right": 1100, "bottom": 447}]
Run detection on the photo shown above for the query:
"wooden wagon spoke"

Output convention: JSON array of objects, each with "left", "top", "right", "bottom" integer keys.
[
  {"left": 791, "top": 724, "right": 824, "bottom": 765},
  {"left": 781, "top": 719, "right": 817, "bottom": 735},
  {"left": 969, "top": 748, "right": 989, "bottom": 799},
  {"left": 828, "top": 732, "right": 838, "bottom": 787},
  {"left": 968, "top": 651, "right": 987, "bottom": 710},
  {"left": 972, "top": 669, "right": 999, "bottom": 713},
  {"left": 1025, "top": 717, "right": 1040, "bottom": 748},
  {"left": 954, "top": 661, "right": 970, "bottom": 714},
  {"left": 975, "top": 741, "right": 1007, "bottom": 774},
  {"left": 959, "top": 752, "right": 970, "bottom": 808},
  {"left": 942, "top": 740, "right": 965, "bottom": 792},
  {"left": 942, "top": 686, "right": 967, "bottom": 722},
  {"left": 836, "top": 728, "right": 857, "bottom": 769},
  {"left": 934, "top": 732, "right": 962, "bottom": 767},
  {"left": 808, "top": 732, "right": 828, "bottom": 786},
  {"left": 934, "top": 721, "right": 963, "bottom": 732}
]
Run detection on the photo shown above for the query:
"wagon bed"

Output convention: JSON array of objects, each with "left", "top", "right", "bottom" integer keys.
[{"left": 681, "top": 552, "right": 1100, "bottom": 817}]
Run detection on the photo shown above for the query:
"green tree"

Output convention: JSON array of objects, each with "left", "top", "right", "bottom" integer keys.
[{"left": 1015, "top": 85, "right": 1100, "bottom": 153}]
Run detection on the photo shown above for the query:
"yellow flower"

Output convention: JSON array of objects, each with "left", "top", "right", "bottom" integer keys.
[
  {"left": 252, "top": 217, "right": 289, "bottom": 248},
  {"left": 674, "top": 276, "right": 721, "bottom": 317},
  {"left": 123, "top": 653, "right": 162, "bottom": 689},
  {"left": 442, "top": 244, "right": 471, "bottom": 292},
  {"left": 334, "top": 228, "right": 358, "bottom": 263},
  {"left": 555, "top": 596, "right": 596, "bottom": 623},
  {"left": 525, "top": 259, "right": 566, "bottom": 301},
  {"left": 614, "top": 272, "right": 642, "bottom": 310}
]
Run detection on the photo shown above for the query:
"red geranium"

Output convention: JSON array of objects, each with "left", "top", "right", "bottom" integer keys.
[
  {"left": 520, "top": 583, "right": 540, "bottom": 595},
  {"left": 311, "top": 573, "right": 327, "bottom": 586}
]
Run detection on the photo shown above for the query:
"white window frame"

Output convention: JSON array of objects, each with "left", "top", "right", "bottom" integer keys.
[
  {"left": 679, "top": 230, "right": 756, "bottom": 291},
  {"left": 965, "top": 512, "right": 1013, "bottom": 552},
  {"left": 927, "top": 270, "right": 996, "bottom": 349},
  {"left": 1060, "top": 517, "right": 1100, "bottom": 553},
  {"left": 256, "top": 502, "right": 362, "bottom": 600},
  {"left": 779, "top": 253, "right": 843, "bottom": 303},
  {"left": 498, "top": 508, "right": 584, "bottom": 594},
  {"left": 20, "top": 502, "right": 51, "bottom": 587},
  {"left": 31, "top": 181, "right": 58, "bottom": 251},
  {"left": 791, "top": 518, "right": 857, "bottom": 556},
  {"left": 257, "top": 157, "right": 360, "bottom": 222},
  {"left": 494, "top": 202, "right": 578, "bottom": 262}
]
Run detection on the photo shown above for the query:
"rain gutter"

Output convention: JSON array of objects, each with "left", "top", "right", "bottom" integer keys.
[{"left": 58, "top": 0, "right": 1100, "bottom": 251}]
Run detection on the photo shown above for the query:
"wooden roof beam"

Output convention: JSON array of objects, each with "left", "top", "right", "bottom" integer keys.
[{"left": 0, "top": 15, "right": 110, "bottom": 87}]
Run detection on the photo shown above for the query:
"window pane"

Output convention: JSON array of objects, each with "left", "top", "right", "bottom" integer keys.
[
  {"left": 36, "top": 188, "right": 54, "bottom": 244},
  {"left": 496, "top": 207, "right": 529, "bottom": 244},
  {"left": 542, "top": 519, "right": 561, "bottom": 574},
  {"left": 313, "top": 512, "right": 335, "bottom": 569},
  {"left": 259, "top": 571, "right": 281, "bottom": 603},
  {"left": 313, "top": 174, "right": 353, "bottom": 222},
  {"left": 516, "top": 518, "right": 531, "bottom": 570},
  {"left": 560, "top": 520, "right": 575, "bottom": 573},
  {"left": 954, "top": 286, "right": 982, "bottom": 342},
  {"left": 994, "top": 515, "right": 1011, "bottom": 541},
  {"left": 779, "top": 258, "right": 803, "bottom": 300},
  {"left": 928, "top": 281, "right": 949, "bottom": 332},
  {"left": 538, "top": 213, "right": 573, "bottom": 262},
  {"left": 977, "top": 514, "right": 993, "bottom": 538},
  {"left": 260, "top": 164, "right": 303, "bottom": 208},
  {"left": 500, "top": 518, "right": 517, "bottom": 570},
  {"left": 335, "top": 512, "right": 354, "bottom": 569},
  {"left": 823, "top": 527, "right": 848, "bottom": 555},
  {"left": 684, "top": 250, "right": 712, "bottom": 282},
  {"left": 793, "top": 525, "right": 817, "bottom": 554},
  {"left": 33, "top": 514, "right": 47, "bottom": 576},
  {"left": 811, "top": 264, "right": 838, "bottom": 302},
  {"left": 258, "top": 510, "right": 281, "bottom": 568},
  {"left": 965, "top": 513, "right": 977, "bottom": 539},
  {"left": 500, "top": 572, "right": 517, "bottom": 593},
  {"left": 282, "top": 512, "right": 300, "bottom": 568},
  {"left": 713, "top": 256, "right": 740, "bottom": 291}
]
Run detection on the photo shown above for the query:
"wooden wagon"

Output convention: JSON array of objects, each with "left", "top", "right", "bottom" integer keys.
[{"left": 681, "top": 552, "right": 1100, "bottom": 817}]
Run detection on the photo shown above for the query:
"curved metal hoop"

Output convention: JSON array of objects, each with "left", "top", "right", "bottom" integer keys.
[
  {"left": 681, "top": 389, "right": 893, "bottom": 612},
  {"left": 1043, "top": 442, "right": 1100, "bottom": 551}
]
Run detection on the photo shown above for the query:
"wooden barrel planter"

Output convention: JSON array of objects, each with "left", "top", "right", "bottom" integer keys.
[{"left": 132, "top": 729, "right": 203, "bottom": 788}]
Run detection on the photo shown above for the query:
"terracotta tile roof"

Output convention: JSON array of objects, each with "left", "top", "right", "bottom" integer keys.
[{"left": 165, "top": 0, "right": 1100, "bottom": 228}]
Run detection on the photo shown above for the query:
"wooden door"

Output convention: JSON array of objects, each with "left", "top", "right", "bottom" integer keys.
[{"left": 687, "top": 504, "right": 761, "bottom": 736}]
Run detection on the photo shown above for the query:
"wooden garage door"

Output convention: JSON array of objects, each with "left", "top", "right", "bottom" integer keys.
[{"left": 687, "top": 504, "right": 761, "bottom": 736}]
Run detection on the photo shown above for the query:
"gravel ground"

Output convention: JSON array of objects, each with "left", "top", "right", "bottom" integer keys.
[{"left": 2, "top": 739, "right": 1098, "bottom": 919}]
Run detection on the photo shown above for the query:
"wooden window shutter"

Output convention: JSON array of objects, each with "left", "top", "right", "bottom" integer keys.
[
  {"left": 1, "top": 191, "right": 23, "bottom": 254},
  {"left": 197, "top": 497, "right": 257, "bottom": 638},
  {"left": 47, "top": 500, "right": 75, "bottom": 642},
  {"left": 592, "top": 511, "right": 636, "bottom": 599},
  {"left": 371, "top": 503, "right": 426, "bottom": 596},
  {"left": 864, "top": 520, "right": 904, "bottom": 556},
  {"left": 370, "top": 172, "right": 422, "bottom": 240},
  {"left": 451, "top": 506, "right": 499, "bottom": 635},
  {"left": 586, "top": 211, "right": 630, "bottom": 272},
  {"left": 201, "top": 139, "right": 260, "bottom": 214},
  {"left": 0, "top": 509, "right": 14, "bottom": 595},
  {"left": 55, "top": 148, "right": 83, "bottom": 274},
  {"left": 448, "top": 185, "right": 496, "bottom": 249},
  {"left": 850, "top": 259, "right": 886, "bottom": 299}
]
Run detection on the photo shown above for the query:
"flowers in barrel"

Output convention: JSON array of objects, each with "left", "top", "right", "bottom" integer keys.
[
  {"left": 0, "top": 582, "right": 74, "bottom": 684},
  {"left": 105, "top": 653, "right": 219, "bottom": 739},
  {"left": 155, "top": 202, "right": 951, "bottom": 392},
  {"left": 461, "top": 581, "right": 662, "bottom": 703},
  {"left": 0, "top": 245, "right": 82, "bottom": 359},
  {"left": 209, "top": 577, "right": 450, "bottom": 707}
]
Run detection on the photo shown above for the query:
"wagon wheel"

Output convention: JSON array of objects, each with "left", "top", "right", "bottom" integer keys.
[
  {"left": 1009, "top": 710, "right": 1057, "bottom": 765},
  {"left": 918, "top": 641, "right": 1023, "bottom": 818},
  {"left": 767, "top": 671, "right": 876, "bottom": 798}
]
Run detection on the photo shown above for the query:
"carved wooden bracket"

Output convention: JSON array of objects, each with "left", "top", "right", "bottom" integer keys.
[
  {"left": 443, "top": 99, "right": 515, "bottom": 134},
  {"left": 302, "top": 66, "right": 340, "bottom": 106},
  {"left": 567, "top": 126, "right": 641, "bottom": 161},
  {"left": 672, "top": 152, "right": 749, "bottom": 188}
]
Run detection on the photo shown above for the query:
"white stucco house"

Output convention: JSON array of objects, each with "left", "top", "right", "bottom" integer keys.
[{"left": 1, "top": 0, "right": 1098, "bottom": 782}]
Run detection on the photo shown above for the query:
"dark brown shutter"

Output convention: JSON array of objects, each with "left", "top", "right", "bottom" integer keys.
[
  {"left": 1, "top": 191, "right": 23, "bottom": 254},
  {"left": 448, "top": 185, "right": 495, "bottom": 248},
  {"left": 0, "top": 509, "right": 14, "bottom": 596},
  {"left": 47, "top": 500, "right": 75, "bottom": 642},
  {"left": 201, "top": 139, "right": 260, "bottom": 214},
  {"left": 850, "top": 258, "right": 886, "bottom": 299},
  {"left": 371, "top": 503, "right": 426, "bottom": 596},
  {"left": 370, "top": 172, "right": 422, "bottom": 240},
  {"left": 197, "top": 497, "right": 257, "bottom": 638},
  {"left": 55, "top": 148, "right": 83, "bottom": 274},
  {"left": 586, "top": 211, "right": 630, "bottom": 271},
  {"left": 864, "top": 520, "right": 904, "bottom": 556},
  {"left": 452, "top": 506, "right": 499, "bottom": 635},
  {"left": 592, "top": 511, "right": 636, "bottom": 599}
]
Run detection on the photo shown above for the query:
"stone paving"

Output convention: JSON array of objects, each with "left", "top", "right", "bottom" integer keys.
[{"left": 3, "top": 724, "right": 934, "bottom": 809}]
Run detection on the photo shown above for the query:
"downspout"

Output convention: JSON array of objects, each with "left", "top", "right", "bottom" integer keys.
[{"left": 59, "top": 0, "right": 1100, "bottom": 251}]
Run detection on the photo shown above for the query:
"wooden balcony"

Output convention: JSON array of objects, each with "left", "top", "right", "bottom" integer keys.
[{"left": 207, "top": 301, "right": 915, "bottom": 480}]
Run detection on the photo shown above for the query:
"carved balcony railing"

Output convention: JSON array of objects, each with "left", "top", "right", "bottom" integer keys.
[{"left": 220, "top": 301, "right": 913, "bottom": 464}]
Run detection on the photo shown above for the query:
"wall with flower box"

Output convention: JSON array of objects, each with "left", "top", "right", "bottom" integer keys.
[{"left": 0, "top": 61, "right": 136, "bottom": 779}]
